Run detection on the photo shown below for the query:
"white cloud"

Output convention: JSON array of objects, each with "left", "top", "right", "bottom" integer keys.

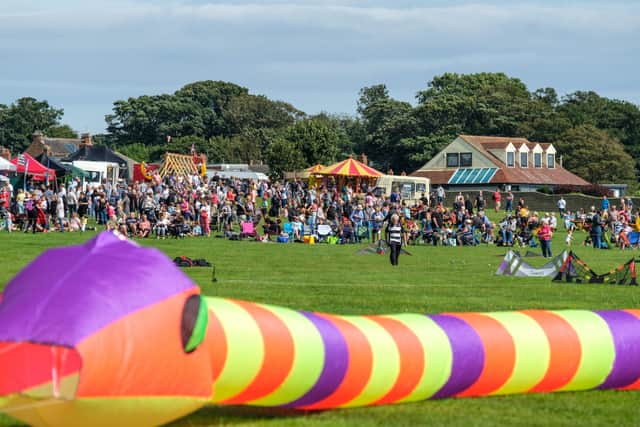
[{"left": 0, "top": 0, "right": 638, "bottom": 132}]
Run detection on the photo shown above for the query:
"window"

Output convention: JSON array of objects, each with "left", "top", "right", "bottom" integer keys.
[
  {"left": 460, "top": 152, "right": 472, "bottom": 167},
  {"left": 446, "top": 153, "right": 459, "bottom": 167},
  {"left": 507, "top": 151, "right": 515, "bottom": 168},
  {"left": 520, "top": 152, "right": 528, "bottom": 168},
  {"left": 393, "top": 181, "right": 415, "bottom": 199},
  {"left": 547, "top": 153, "right": 555, "bottom": 169},
  {"left": 534, "top": 153, "right": 542, "bottom": 168}
]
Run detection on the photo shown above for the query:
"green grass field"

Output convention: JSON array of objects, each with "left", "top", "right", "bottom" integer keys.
[{"left": 1, "top": 228, "right": 639, "bottom": 426}]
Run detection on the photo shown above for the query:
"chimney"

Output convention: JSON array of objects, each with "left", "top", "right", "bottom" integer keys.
[
  {"left": 32, "top": 131, "right": 45, "bottom": 146},
  {"left": 80, "top": 133, "right": 92, "bottom": 146}
]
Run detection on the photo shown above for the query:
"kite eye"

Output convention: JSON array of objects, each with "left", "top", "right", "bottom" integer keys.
[{"left": 181, "top": 295, "right": 208, "bottom": 353}]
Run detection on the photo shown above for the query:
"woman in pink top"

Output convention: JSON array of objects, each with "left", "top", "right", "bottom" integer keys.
[{"left": 537, "top": 219, "right": 553, "bottom": 258}]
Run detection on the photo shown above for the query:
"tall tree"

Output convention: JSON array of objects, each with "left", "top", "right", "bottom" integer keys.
[
  {"left": 555, "top": 125, "right": 636, "bottom": 185},
  {"left": 0, "top": 97, "right": 64, "bottom": 152},
  {"left": 357, "top": 84, "right": 418, "bottom": 172},
  {"left": 47, "top": 124, "right": 77, "bottom": 139}
]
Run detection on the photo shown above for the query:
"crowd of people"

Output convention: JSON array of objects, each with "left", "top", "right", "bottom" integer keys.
[{"left": 0, "top": 177, "right": 637, "bottom": 256}]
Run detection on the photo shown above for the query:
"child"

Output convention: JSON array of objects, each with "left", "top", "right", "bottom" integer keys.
[{"left": 565, "top": 229, "right": 574, "bottom": 246}]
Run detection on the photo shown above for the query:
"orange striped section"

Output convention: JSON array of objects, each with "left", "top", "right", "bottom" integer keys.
[
  {"left": 453, "top": 313, "right": 516, "bottom": 397},
  {"left": 619, "top": 309, "right": 640, "bottom": 390},
  {"left": 369, "top": 316, "right": 424, "bottom": 404},
  {"left": 302, "top": 314, "right": 373, "bottom": 409},
  {"left": 222, "top": 302, "right": 295, "bottom": 404},
  {"left": 206, "top": 309, "right": 228, "bottom": 382},
  {"left": 522, "top": 310, "right": 582, "bottom": 393}
]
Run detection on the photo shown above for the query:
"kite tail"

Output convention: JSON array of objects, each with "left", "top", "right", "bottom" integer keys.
[{"left": 204, "top": 298, "right": 640, "bottom": 409}]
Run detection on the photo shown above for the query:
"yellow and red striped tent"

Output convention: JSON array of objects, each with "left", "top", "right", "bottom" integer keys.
[{"left": 317, "top": 157, "right": 383, "bottom": 177}]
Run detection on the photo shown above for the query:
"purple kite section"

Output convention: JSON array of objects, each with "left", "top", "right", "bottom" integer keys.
[
  {"left": 429, "top": 314, "right": 485, "bottom": 399},
  {"left": 281, "top": 311, "right": 349, "bottom": 408},
  {"left": 0, "top": 232, "right": 196, "bottom": 347},
  {"left": 596, "top": 310, "right": 640, "bottom": 389}
]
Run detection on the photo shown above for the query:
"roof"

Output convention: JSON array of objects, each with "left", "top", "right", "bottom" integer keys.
[
  {"left": 34, "top": 153, "right": 70, "bottom": 174},
  {"left": 317, "top": 157, "right": 383, "bottom": 178},
  {"left": 63, "top": 145, "right": 128, "bottom": 167},
  {"left": 412, "top": 134, "right": 590, "bottom": 186},
  {"left": 492, "top": 167, "right": 590, "bottom": 186},
  {"left": 10, "top": 153, "right": 57, "bottom": 180},
  {"left": 43, "top": 138, "right": 81, "bottom": 158}
]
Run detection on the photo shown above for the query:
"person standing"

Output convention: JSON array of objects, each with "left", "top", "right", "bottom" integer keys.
[
  {"left": 56, "top": 194, "right": 66, "bottom": 232},
  {"left": 493, "top": 188, "right": 501, "bottom": 212},
  {"left": 475, "top": 191, "right": 485, "bottom": 212},
  {"left": 538, "top": 218, "right": 553, "bottom": 258},
  {"left": 386, "top": 214, "right": 405, "bottom": 266},
  {"left": 557, "top": 196, "right": 566, "bottom": 216},
  {"left": 505, "top": 191, "right": 514, "bottom": 213}
]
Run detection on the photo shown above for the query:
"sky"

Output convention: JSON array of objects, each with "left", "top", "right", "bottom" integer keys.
[{"left": 0, "top": 0, "right": 638, "bottom": 134}]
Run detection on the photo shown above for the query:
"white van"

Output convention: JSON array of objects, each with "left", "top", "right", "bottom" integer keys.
[
  {"left": 65, "top": 161, "right": 120, "bottom": 189},
  {"left": 374, "top": 175, "right": 430, "bottom": 202}
]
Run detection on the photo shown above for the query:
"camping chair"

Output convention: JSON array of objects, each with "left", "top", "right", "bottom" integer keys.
[
  {"left": 317, "top": 224, "right": 333, "bottom": 242},
  {"left": 240, "top": 221, "right": 258, "bottom": 240},
  {"left": 356, "top": 225, "right": 369, "bottom": 242}
]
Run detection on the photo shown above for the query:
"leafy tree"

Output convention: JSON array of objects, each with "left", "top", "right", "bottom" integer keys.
[
  {"left": 558, "top": 91, "right": 640, "bottom": 166},
  {"left": 555, "top": 125, "right": 636, "bottom": 185},
  {"left": 264, "top": 137, "right": 305, "bottom": 179},
  {"left": 223, "top": 95, "right": 302, "bottom": 136},
  {"left": 0, "top": 97, "right": 64, "bottom": 152},
  {"left": 357, "top": 85, "right": 418, "bottom": 172},
  {"left": 116, "top": 143, "right": 153, "bottom": 163},
  {"left": 47, "top": 124, "right": 77, "bottom": 139},
  {"left": 285, "top": 116, "right": 342, "bottom": 166}
]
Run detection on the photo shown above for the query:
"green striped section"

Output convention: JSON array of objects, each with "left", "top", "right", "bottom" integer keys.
[
  {"left": 555, "top": 310, "right": 615, "bottom": 391},
  {"left": 392, "top": 314, "right": 452, "bottom": 402},
  {"left": 249, "top": 305, "right": 325, "bottom": 406},
  {"left": 340, "top": 316, "right": 400, "bottom": 407},
  {"left": 488, "top": 312, "right": 550, "bottom": 395},
  {"left": 206, "top": 299, "right": 264, "bottom": 402}
]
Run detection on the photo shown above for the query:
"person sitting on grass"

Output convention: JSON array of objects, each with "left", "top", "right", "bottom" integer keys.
[
  {"left": 138, "top": 214, "right": 151, "bottom": 238},
  {"left": 125, "top": 212, "right": 138, "bottom": 236},
  {"left": 68, "top": 212, "right": 82, "bottom": 232}
]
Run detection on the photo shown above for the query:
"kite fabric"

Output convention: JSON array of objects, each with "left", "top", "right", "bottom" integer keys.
[
  {"left": 496, "top": 250, "right": 567, "bottom": 277},
  {"left": 0, "top": 232, "right": 639, "bottom": 427},
  {"left": 554, "top": 252, "right": 638, "bottom": 286}
]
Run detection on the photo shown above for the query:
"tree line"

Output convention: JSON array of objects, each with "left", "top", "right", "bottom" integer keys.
[{"left": 1, "top": 73, "right": 639, "bottom": 186}]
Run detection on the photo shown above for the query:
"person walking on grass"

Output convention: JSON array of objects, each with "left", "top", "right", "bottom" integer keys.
[{"left": 386, "top": 214, "right": 405, "bottom": 267}]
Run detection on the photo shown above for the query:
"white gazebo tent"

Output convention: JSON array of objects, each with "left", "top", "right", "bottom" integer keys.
[{"left": 0, "top": 157, "right": 16, "bottom": 172}]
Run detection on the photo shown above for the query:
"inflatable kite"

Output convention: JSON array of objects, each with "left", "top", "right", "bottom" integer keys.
[{"left": 0, "top": 232, "right": 639, "bottom": 427}]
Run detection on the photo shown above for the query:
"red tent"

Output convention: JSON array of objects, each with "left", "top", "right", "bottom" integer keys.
[{"left": 10, "top": 153, "right": 56, "bottom": 181}]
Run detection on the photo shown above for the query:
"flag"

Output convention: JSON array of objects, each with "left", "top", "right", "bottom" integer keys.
[{"left": 17, "top": 154, "right": 25, "bottom": 166}]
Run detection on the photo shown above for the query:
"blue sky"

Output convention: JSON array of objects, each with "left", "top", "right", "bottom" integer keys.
[{"left": 1, "top": 0, "right": 638, "bottom": 133}]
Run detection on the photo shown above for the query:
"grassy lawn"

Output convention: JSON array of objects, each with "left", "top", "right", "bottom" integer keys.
[{"left": 0, "top": 227, "right": 639, "bottom": 426}]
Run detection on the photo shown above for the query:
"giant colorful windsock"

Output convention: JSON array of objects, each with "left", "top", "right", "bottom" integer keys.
[{"left": 0, "top": 232, "right": 638, "bottom": 427}]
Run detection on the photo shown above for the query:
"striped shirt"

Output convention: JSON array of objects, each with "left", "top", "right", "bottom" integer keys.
[{"left": 387, "top": 224, "right": 403, "bottom": 244}]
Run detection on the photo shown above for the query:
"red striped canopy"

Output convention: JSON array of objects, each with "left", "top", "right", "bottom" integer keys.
[
  {"left": 10, "top": 153, "right": 56, "bottom": 181},
  {"left": 317, "top": 157, "right": 383, "bottom": 178},
  {"left": 306, "top": 164, "right": 324, "bottom": 173}
]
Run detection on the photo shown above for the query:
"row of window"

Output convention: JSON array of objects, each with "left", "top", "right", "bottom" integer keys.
[
  {"left": 446, "top": 152, "right": 555, "bottom": 168},
  {"left": 446, "top": 153, "right": 472, "bottom": 167},
  {"left": 506, "top": 152, "right": 555, "bottom": 169}
]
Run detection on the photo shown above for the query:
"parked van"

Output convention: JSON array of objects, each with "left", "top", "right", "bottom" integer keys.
[
  {"left": 65, "top": 160, "right": 120, "bottom": 188},
  {"left": 374, "top": 175, "right": 430, "bottom": 202}
]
